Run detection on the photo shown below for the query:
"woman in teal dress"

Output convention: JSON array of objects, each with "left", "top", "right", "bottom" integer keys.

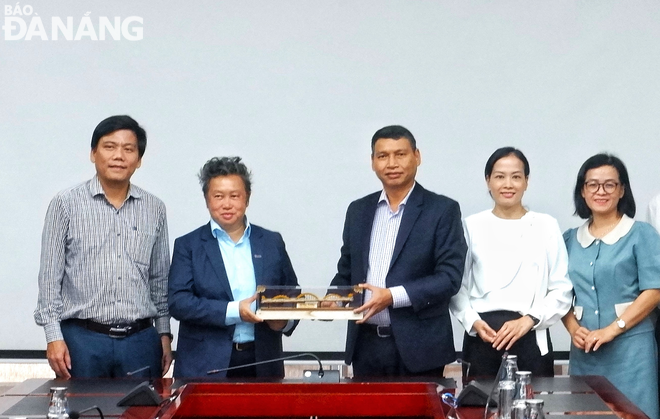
[{"left": 562, "top": 154, "right": 660, "bottom": 419}]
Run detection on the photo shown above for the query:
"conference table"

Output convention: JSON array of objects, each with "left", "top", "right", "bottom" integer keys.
[{"left": 0, "top": 375, "right": 648, "bottom": 419}]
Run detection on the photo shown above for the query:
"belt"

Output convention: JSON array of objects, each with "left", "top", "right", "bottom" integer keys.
[
  {"left": 65, "top": 318, "right": 153, "bottom": 338},
  {"left": 363, "top": 324, "right": 392, "bottom": 338},
  {"left": 233, "top": 341, "right": 255, "bottom": 351}
]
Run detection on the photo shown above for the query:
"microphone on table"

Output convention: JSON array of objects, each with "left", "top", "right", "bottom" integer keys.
[
  {"left": 116, "top": 366, "right": 163, "bottom": 407},
  {"left": 126, "top": 365, "right": 152, "bottom": 379},
  {"left": 68, "top": 406, "right": 104, "bottom": 419},
  {"left": 126, "top": 365, "right": 155, "bottom": 388},
  {"left": 455, "top": 358, "right": 472, "bottom": 386},
  {"left": 444, "top": 358, "right": 493, "bottom": 408},
  {"left": 207, "top": 352, "right": 340, "bottom": 383},
  {"left": 483, "top": 351, "right": 509, "bottom": 419}
]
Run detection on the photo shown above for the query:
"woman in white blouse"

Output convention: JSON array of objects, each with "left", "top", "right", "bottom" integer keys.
[{"left": 449, "top": 147, "right": 573, "bottom": 376}]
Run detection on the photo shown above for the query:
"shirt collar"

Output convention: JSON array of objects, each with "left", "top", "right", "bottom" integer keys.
[
  {"left": 378, "top": 182, "right": 416, "bottom": 213},
  {"left": 576, "top": 214, "right": 635, "bottom": 247},
  {"left": 89, "top": 175, "right": 141, "bottom": 199},
  {"left": 210, "top": 217, "right": 252, "bottom": 243}
]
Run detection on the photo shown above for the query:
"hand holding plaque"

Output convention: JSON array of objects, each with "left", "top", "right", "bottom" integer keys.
[{"left": 255, "top": 285, "right": 364, "bottom": 320}]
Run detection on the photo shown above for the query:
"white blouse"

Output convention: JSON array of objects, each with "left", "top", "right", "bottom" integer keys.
[{"left": 449, "top": 210, "right": 573, "bottom": 355}]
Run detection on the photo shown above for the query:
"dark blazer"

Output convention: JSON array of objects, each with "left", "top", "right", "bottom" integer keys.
[
  {"left": 168, "top": 223, "right": 298, "bottom": 378},
  {"left": 331, "top": 183, "right": 467, "bottom": 373}
]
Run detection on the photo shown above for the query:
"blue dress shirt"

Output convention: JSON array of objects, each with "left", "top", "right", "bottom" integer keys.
[{"left": 210, "top": 219, "right": 256, "bottom": 343}]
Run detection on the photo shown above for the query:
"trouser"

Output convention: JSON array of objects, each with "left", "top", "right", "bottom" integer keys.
[
  {"left": 462, "top": 310, "right": 554, "bottom": 378},
  {"left": 227, "top": 342, "right": 257, "bottom": 378},
  {"left": 352, "top": 324, "right": 446, "bottom": 378},
  {"left": 61, "top": 321, "right": 162, "bottom": 378}
]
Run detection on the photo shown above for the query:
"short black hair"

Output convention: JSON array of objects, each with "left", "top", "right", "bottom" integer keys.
[
  {"left": 573, "top": 153, "right": 636, "bottom": 219},
  {"left": 371, "top": 125, "right": 417, "bottom": 155},
  {"left": 484, "top": 147, "right": 530, "bottom": 179},
  {"left": 199, "top": 156, "right": 252, "bottom": 198},
  {"left": 91, "top": 115, "right": 147, "bottom": 158}
]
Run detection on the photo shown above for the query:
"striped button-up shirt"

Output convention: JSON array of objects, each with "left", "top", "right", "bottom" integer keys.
[
  {"left": 365, "top": 184, "right": 415, "bottom": 325},
  {"left": 34, "top": 176, "right": 171, "bottom": 343}
]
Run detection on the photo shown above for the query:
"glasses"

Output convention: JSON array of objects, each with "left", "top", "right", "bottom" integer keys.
[{"left": 584, "top": 181, "right": 619, "bottom": 194}]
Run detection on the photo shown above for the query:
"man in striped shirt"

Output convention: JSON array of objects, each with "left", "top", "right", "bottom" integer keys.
[
  {"left": 331, "top": 125, "right": 466, "bottom": 377},
  {"left": 34, "top": 115, "right": 172, "bottom": 379}
]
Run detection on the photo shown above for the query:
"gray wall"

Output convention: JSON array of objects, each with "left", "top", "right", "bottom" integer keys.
[{"left": 2, "top": 1, "right": 659, "bottom": 353}]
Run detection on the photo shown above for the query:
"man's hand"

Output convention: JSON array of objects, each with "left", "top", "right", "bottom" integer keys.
[
  {"left": 492, "top": 316, "right": 535, "bottom": 351},
  {"left": 239, "top": 294, "right": 263, "bottom": 324},
  {"left": 265, "top": 320, "right": 288, "bottom": 331},
  {"left": 47, "top": 340, "right": 71, "bottom": 379},
  {"left": 472, "top": 320, "right": 497, "bottom": 343},
  {"left": 160, "top": 335, "right": 173, "bottom": 376},
  {"left": 355, "top": 283, "right": 393, "bottom": 324}
]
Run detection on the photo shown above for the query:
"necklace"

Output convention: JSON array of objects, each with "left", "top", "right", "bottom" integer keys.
[{"left": 589, "top": 217, "right": 621, "bottom": 239}]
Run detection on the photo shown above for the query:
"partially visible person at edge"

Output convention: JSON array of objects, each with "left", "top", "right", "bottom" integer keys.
[
  {"left": 34, "top": 115, "right": 172, "bottom": 379},
  {"left": 647, "top": 192, "right": 660, "bottom": 231},
  {"left": 562, "top": 153, "right": 660, "bottom": 419},
  {"left": 450, "top": 147, "right": 573, "bottom": 377},
  {"left": 168, "top": 157, "right": 298, "bottom": 378},
  {"left": 330, "top": 125, "right": 467, "bottom": 378},
  {"left": 646, "top": 191, "right": 660, "bottom": 407}
]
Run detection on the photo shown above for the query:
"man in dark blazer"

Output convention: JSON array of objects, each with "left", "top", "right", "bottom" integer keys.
[
  {"left": 169, "top": 157, "right": 298, "bottom": 378},
  {"left": 331, "top": 125, "right": 467, "bottom": 377}
]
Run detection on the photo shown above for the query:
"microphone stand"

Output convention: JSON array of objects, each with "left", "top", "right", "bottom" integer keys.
[
  {"left": 68, "top": 406, "right": 104, "bottom": 419},
  {"left": 455, "top": 358, "right": 471, "bottom": 388},
  {"left": 116, "top": 365, "right": 163, "bottom": 406},
  {"left": 207, "top": 352, "right": 340, "bottom": 383},
  {"left": 483, "top": 351, "right": 508, "bottom": 419},
  {"left": 127, "top": 365, "right": 152, "bottom": 379}
]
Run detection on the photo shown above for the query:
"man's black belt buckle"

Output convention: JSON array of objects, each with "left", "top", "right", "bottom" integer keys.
[
  {"left": 233, "top": 341, "right": 255, "bottom": 351},
  {"left": 65, "top": 318, "right": 153, "bottom": 338},
  {"left": 376, "top": 325, "right": 392, "bottom": 338},
  {"left": 109, "top": 325, "right": 133, "bottom": 338}
]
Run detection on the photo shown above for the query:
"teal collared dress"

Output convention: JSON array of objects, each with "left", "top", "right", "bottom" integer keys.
[{"left": 564, "top": 215, "right": 660, "bottom": 419}]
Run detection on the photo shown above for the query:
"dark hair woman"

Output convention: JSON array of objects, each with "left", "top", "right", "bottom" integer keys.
[{"left": 562, "top": 153, "right": 660, "bottom": 419}]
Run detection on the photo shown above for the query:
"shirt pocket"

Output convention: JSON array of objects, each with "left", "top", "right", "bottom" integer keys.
[
  {"left": 129, "top": 229, "right": 156, "bottom": 266},
  {"left": 573, "top": 306, "right": 583, "bottom": 321},
  {"left": 614, "top": 301, "right": 633, "bottom": 318}
]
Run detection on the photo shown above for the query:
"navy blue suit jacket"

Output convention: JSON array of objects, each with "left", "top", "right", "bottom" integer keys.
[
  {"left": 331, "top": 184, "right": 467, "bottom": 373},
  {"left": 168, "top": 223, "right": 298, "bottom": 378}
]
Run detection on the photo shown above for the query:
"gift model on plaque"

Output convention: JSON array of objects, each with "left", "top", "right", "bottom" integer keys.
[{"left": 256, "top": 285, "right": 364, "bottom": 320}]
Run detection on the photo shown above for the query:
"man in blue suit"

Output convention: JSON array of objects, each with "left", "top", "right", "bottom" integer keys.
[
  {"left": 331, "top": 125, "right": 467, "bottom": 377},
  {"left": 169, "top": 157, "right": 298, "bottom": 378}
]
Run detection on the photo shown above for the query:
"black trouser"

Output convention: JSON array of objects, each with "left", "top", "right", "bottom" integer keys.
[
  {"left": 462, "top": 310, "right": 554, "bottom": 378},
  {"left": 227, "top": 342, "right": 257, "bottom": 378},
  {"left": 352, "top": 324, "right": 446, "bottom": 378}
]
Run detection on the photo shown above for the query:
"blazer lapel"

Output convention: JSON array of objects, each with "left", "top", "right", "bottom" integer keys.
[
  {"left": 250, "top": 226, "right": 265, "bottom": 285},
  {"left": 202, "top": 224, "right": 234, "bottom": 299},
  {"left": 390, "top": 184, "right": 424, "bottom": 268},
  {"left": 361, "top": 194, "right": 379, "bottom": 277}
]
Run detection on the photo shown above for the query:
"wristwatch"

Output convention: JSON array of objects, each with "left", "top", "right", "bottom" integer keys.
[
  {"left": 526, "top": 314, "right": 540, "bottom": 326},
  {"left": 616, "top": 318, "right": 626, "bottom": 330}
]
